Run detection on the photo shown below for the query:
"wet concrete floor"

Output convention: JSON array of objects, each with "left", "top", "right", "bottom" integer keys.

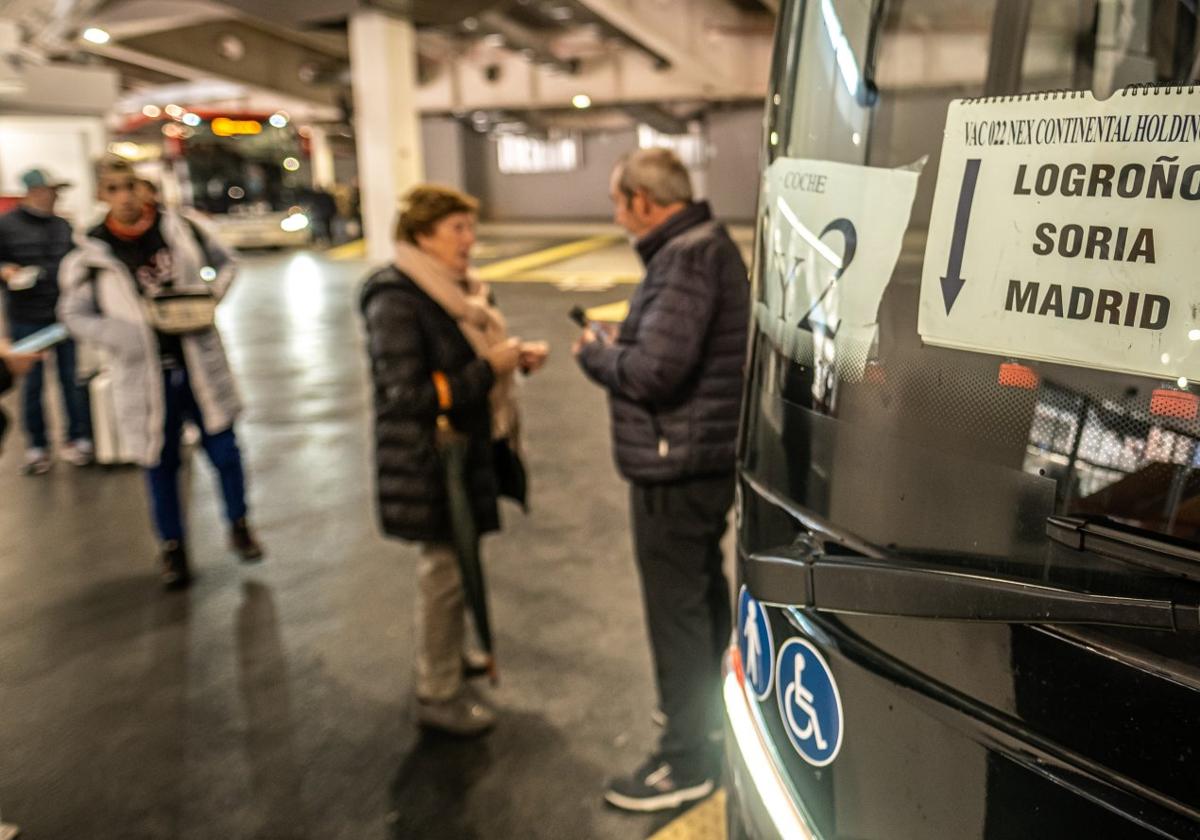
[{"left": 0, "top": 247, "right": 706, "bottom": 839}]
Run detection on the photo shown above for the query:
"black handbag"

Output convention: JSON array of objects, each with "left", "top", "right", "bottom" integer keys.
[{"left": 493, "top": 437, "right": 528, "bottom": 512}]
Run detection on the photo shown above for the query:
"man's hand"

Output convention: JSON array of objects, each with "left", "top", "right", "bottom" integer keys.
[
  {"left": 572, "top": 328, "right": 597, "bottom": 358},
  {"left": 0, "top": 264, "right": 19, "bottom": 284},
  {"left": 2, "top": 350, "right": 43, "bottom": 377}
]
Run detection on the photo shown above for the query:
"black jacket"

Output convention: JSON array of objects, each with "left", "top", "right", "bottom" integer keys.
[
  {"left": 578, "top": 202, "right": 749, "bottom": 484},
  {"left": 0, "top": 207, "right": 74, "bottom": 325},
  {"left": 361, "top": 266, "right": 500, "bottom": 542}
]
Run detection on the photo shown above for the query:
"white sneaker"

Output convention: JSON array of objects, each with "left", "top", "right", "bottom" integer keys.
[
  {"left": 20, "top": 448, "right": 51, "bottom": 476},
  {"left": 61, "top": 439, "right": 94, "bottom": 467}
]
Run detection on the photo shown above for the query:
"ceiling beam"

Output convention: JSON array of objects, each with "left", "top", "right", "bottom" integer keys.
[
  {"left": 102, "top": 19, "right": 344, "bottom": 106},
  {"left": 572, "top": 0, "right": 769, "bottom": 94}
]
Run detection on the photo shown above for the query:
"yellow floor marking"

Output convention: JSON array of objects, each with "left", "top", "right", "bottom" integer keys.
[
  {"left": 326, "top": 239, "right": 366, "bottom": 260},
  {"left": 585, "top": 300, "right": 630, "bottom": 323},
  {"left": 475, "top": 235, "right": 621, "bottom": 282},
  {"left": 512, "top": 269, "right": 642, "bottom": 286},
  {"left": 326, "top": 235, "right": 629, "bottom": 286},
  {"left": 649, "top": 790, "right": 726, "bottom": 840}
]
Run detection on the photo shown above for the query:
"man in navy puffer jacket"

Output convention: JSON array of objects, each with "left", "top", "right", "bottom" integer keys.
[{"left": 575, "top": 148, "right": 749, "bottom": 812}]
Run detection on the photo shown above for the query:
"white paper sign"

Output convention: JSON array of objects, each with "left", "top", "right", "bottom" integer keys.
[
  {"left": 919, "top": 88, "right": 1200, "bottom": 382},
  {"left": 758, "top": 157, "right": 920, "bottom": 380}
]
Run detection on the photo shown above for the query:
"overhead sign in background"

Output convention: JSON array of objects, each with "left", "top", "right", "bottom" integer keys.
[
  {"left": 758, "top": 157, "right": 920, "bottom": 380},
  {"left": 919, "top": 88, "right": 1200, "bottom": 382}
]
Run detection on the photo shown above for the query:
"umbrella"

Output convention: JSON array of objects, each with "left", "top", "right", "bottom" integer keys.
[{"left": 436, "top": 416, "right": 498, "bottom": 685}]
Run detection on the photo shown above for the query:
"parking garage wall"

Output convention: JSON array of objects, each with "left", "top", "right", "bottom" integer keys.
[
  {"left": 461, "top": 127, "right": 636, "bottom": 221},
  {"left": 421, "top": 116, "right": 467, "bottom": 192},
  {"left": 442, "top": 106, "right": 764, "bottom": 223}
]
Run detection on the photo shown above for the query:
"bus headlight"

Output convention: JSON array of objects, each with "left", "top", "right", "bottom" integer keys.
[{"left": 280, "top": 212, "right": 309, "bottom": 233}]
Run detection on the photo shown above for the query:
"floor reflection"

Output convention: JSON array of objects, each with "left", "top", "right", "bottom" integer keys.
[{"left": 236, "top": 581, "right": 306, "bottom": 838}]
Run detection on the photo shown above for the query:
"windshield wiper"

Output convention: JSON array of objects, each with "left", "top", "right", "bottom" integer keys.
[
  {"left": 745, "top": 544, "right": 1200, "bottom": 632},
  {"left": 1046, "top": 515, "right": 1200, "bottom": 583},
  {"left": 741, "top": 471, "right": 1200, "bottom": 632}
]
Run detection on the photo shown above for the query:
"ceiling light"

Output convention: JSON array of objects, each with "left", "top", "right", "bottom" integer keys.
[
  {"left": 182, "top": 113, "right": 201, "bottom": 127},
  {"left": 164, "top": 104, "right": 184, "bottom": 119},
  {"left": 269, "top": 112, "right": 290, "bottom": 128},
  {"left": 572, "top": 94, "right": 592, "bottom": 109},
  {"left": 282, "top": 157, "right": 300, "bottom": 172},
  {"left": 82, "top": 27, "right": 110, "bottom": 45},
  {"left": 142, "top": 105, "right": 161, "bottom": 118}
]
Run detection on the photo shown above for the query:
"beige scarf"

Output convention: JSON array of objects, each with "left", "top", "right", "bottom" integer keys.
[{"left": 394, "top": 241, "right": 518, "bottom": 441}]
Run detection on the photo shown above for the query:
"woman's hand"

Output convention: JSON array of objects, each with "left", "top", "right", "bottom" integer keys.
[
  {"left": 518, "top": 341, "right": 549, "bottom": 374},
  {"left": 485, "top": 337, "right": 522, "bottom": 376}
]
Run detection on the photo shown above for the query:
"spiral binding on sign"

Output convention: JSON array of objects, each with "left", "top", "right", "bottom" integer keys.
[
  {"left": 1120, "top": 82, "right": 1197, "bottom": 96},
  {"left": 960, "top": 83, "right": 1196, "bottom": 105}
]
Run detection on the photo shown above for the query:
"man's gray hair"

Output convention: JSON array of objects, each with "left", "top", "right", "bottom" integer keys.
[{"left": 615, "top": 147, "right": 693, "bottom": 207}]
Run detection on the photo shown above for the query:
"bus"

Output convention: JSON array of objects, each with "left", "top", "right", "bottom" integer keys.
[
  {"left": 112, "top": 108, "right": 313, "bottom": 249},
  {"left": 725, "top": 1, "right": 1200, "bottom": 838}
]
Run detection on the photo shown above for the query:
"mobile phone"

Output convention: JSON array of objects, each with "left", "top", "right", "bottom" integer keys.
[
  {"left": 568, "top": 306, "right": 609, "bottom": 343},
  {"left": 10, "top": 323, "right": 68, "bottom": 354}
]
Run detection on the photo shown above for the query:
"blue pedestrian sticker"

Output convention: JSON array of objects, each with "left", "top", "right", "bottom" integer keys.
[
  {"left": 775, "top": 638, "right": 844, "bottom": 767},
  {"left": 737, "top": 587, "right": 774, "bottom": 701}
]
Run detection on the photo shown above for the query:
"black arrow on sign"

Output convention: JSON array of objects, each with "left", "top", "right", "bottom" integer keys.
[{"left": 940, "top": 158, "right": 981, "bottom": 315}]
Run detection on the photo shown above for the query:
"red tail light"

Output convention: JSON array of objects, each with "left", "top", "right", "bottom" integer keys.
[
  {"left": 998, "top": 363, "right": 1038, "bottom": 390},
  {"left": 1150, "top": 389, "right": 1198, "bottom": 420}
]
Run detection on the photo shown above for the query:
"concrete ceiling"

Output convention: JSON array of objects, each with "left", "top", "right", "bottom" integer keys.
[{"left": 7, "top": 0, "right": 775, "bottom": 133}]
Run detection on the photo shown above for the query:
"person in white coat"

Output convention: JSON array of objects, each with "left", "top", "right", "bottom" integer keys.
[{"left": 58, "top": 155, "right": 263, "bottom": 589}]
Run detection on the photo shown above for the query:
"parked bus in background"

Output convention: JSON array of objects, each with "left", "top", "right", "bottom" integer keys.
[{"left": 109, "top": 108, "right": 313, "bottom": 249}]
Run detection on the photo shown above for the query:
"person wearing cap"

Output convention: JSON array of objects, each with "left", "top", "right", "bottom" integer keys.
[{"left": 0, "top": 167, "right": 93, "bottom": 474}]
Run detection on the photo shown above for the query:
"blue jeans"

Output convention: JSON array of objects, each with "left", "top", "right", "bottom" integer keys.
[
  {"left": 146, "top": 366, "right": 248, "bottom": 543},
  {"left": 9, "top": 321, "right": 91, "bottom": 449}
]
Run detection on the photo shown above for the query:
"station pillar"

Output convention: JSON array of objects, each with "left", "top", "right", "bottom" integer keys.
[
  {"left": 308, "top": 125, "right": 336, "bottom": 190},
  {"left": 349, "top": 10, "right": 424, "bottom": 263}
]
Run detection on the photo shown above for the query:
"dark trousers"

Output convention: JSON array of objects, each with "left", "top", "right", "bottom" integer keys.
[
  {"left": 630, "top": 473, "right": 734, "bottom": 772},
  {"left": 9, "top": 321, "right": 91, "bottom": 448},
  {"left": 146, "top": 366, "right": 247, "bottom": 543}
]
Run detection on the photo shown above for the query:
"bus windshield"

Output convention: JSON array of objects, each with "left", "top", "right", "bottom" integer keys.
[{"left": 746, "top": 0, "right": 1200, "bottom": 567}]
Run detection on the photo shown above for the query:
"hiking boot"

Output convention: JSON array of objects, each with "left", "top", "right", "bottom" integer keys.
[
  {"left": 230, "top": 518, "right": 264, "bottom": 562},
  {"left": 20, "top": 448, "right": 50, "bottom": 476},
  {"left": 160, "top": 541, "right": 191, "bottom": 591},
  {"left": 61, "top": 439, "right": 94, "bottom": 467},
  {"left": 604, "top": 755, "right": 715, "bottom": 813},
  {"left": 416, "top": 690, "right": 496, "bottom": 737}
]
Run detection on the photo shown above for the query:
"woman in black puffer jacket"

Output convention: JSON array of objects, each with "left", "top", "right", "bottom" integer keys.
[{"left": 361, "top": 185, "right": 547, "bottom": 736}]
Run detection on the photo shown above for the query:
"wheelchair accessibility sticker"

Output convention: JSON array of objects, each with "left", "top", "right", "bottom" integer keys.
[
  {"left": 775, "top": 638, "right": 844, "bottom": 766},
  {"left": 737, "top": 587, "right": 774, "bottom": 701}
]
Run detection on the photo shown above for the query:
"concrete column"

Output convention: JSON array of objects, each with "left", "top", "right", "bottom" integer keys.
[
  {"left": 349, "top": 10, "right": 424, "bottom": 262},
  {"left": 308, "top": 125, "right": 336, "bottom": 190}
]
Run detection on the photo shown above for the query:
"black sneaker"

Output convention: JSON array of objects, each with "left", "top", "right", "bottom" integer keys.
[
  {"left": 161, "top": 541, "right": 191, "bottom": 590},
  {"left": 604, "top": 756, "right": 715, "bottom": 812},
  {"left": 230, "top": 518, "right": 264, "bottom": 562}
]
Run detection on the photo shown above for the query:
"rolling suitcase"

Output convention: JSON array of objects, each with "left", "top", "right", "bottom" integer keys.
[{"left": 89, "top": 370, "right": 136, "bottom": 465}]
